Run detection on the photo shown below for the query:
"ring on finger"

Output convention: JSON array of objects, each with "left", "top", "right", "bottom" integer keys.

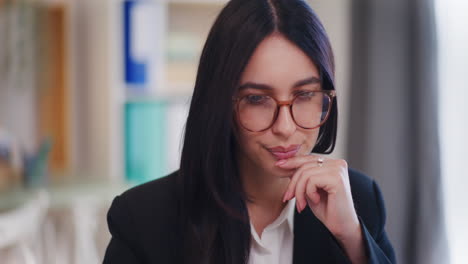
[{"left": 317, "top": 157, "right": 324, "bottom": 167}]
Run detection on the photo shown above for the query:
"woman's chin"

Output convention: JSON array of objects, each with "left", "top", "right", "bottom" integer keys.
[{"left": 269, "top": 163, "right": 295, "bottom": 178}]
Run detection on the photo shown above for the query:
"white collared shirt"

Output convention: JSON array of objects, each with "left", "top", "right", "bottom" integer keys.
[{"left": 248, "top": 198, "right": 296, "bottom": 264}]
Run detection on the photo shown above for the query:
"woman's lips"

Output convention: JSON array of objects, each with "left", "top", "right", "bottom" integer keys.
[{"left": 267, "top": 145, "right": 301, "bottom": 160}]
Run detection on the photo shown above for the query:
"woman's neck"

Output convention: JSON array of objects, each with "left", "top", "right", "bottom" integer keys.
[
  {"left": 239, "top": 160, "right": 291, "bottom": 237},
  {"left": 242, "top": 170, "right": 289, "bottom": 207}
]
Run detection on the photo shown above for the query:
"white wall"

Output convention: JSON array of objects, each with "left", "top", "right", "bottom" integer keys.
[{"left": 436, "top": 1, "right": 468, "bottom": 263}]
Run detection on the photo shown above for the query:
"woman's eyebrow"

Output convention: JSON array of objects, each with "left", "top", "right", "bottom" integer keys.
[
  {"left": 293, "top": 76, "right": 320, "bottom": 88},
  {"left": 238, "top": 76, "right": 320, "bottom": 91}
]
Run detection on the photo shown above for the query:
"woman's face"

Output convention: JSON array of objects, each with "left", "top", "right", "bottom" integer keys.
[{"left": 235, "top": 33, "right": 321, "bottom": 178}]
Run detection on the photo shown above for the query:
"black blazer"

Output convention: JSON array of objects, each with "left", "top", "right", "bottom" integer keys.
[{"left": 103, "top": 169, "right": 396, "bottom": 263}]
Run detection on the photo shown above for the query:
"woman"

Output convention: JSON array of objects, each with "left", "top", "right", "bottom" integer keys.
[{"left": 104, "top": 0, "right": 395, "bottom": 263}]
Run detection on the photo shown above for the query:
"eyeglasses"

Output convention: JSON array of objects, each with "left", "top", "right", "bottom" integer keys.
[{"left": 234, "top": 90, "right": 336, "bottom": 132}]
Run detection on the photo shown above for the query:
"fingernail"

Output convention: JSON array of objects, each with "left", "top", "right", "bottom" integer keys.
[
  {"left": 283, "top": 191, "right": 290, "bottom": 202},
  {"left": 276, "top": 160, "right": 287, "bottom": 166},
  {"left": 296, "top": 201, "right": 301, "bottom": 213}
]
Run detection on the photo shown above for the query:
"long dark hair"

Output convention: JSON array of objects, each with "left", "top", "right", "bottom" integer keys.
[{"left": 177, "top": 0, "right": 337, "bottom": 263}]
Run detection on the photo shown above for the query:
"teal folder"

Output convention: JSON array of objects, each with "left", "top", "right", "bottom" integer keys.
[{"left": 125, "top": 101, "right": 166, "bottom": 184}]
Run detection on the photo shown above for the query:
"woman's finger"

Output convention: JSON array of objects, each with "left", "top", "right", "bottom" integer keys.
[
  {"left": 276, "top": 154, "right": 326, "bottom": 170},
  {"left": 282, "top": 162, "right": 317, "bottom": 202},
  {"left": 306, "top": 178, "right": 321, "bottom": 205},
  {"left": 297, "top": 169, "right": 335, "bottom": 212},
  {"left": 294, "top": 169, "right": 311, "bottom": 212}
]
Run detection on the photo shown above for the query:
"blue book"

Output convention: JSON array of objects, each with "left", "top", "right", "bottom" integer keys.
[
  {"left": 123, "top": 0, "right": 146, "bottom": 86},
  {"left": 123, "top": 0, "right": 164, "bottom": 94}
]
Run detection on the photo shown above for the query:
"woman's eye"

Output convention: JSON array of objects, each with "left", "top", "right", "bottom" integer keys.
[
  {"left": 297, "top": 91, "right": 317, "bottom": 99},
  {"left": 245, "top": 94, "right": 269, "bottom": 104}
]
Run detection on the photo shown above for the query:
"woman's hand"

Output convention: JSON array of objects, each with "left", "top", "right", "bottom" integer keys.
[{"left": 277, "top": 155, "right": 367, "bottom": 264}]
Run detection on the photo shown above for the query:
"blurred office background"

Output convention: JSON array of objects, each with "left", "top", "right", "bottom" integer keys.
[{"left": 0, "top": 0, "right": 466, "bottom": 263}]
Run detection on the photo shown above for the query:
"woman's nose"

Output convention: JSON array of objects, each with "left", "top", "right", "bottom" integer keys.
[{"left": 270, "top": 105, "right": 296, "bottom": 138}]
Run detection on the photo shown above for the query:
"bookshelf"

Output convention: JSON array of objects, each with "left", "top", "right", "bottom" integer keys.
[{"left": 67, "top": 0, "right": 227, "bottom": 183}]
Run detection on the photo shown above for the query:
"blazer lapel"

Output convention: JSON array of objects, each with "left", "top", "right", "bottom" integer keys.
[{"left": 292, "top": 207, "right": 351, "bottom": 264}]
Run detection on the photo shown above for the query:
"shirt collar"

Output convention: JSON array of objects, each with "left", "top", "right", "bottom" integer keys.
[
  {"left": 270, "top": 197, "right": 296, "bottom": 233},
  {"left": 249, "top": 198, "right": 296, "bottom": 254},
  {"left": 250, "top": 197, "right": 296, "bottom": 237}
]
